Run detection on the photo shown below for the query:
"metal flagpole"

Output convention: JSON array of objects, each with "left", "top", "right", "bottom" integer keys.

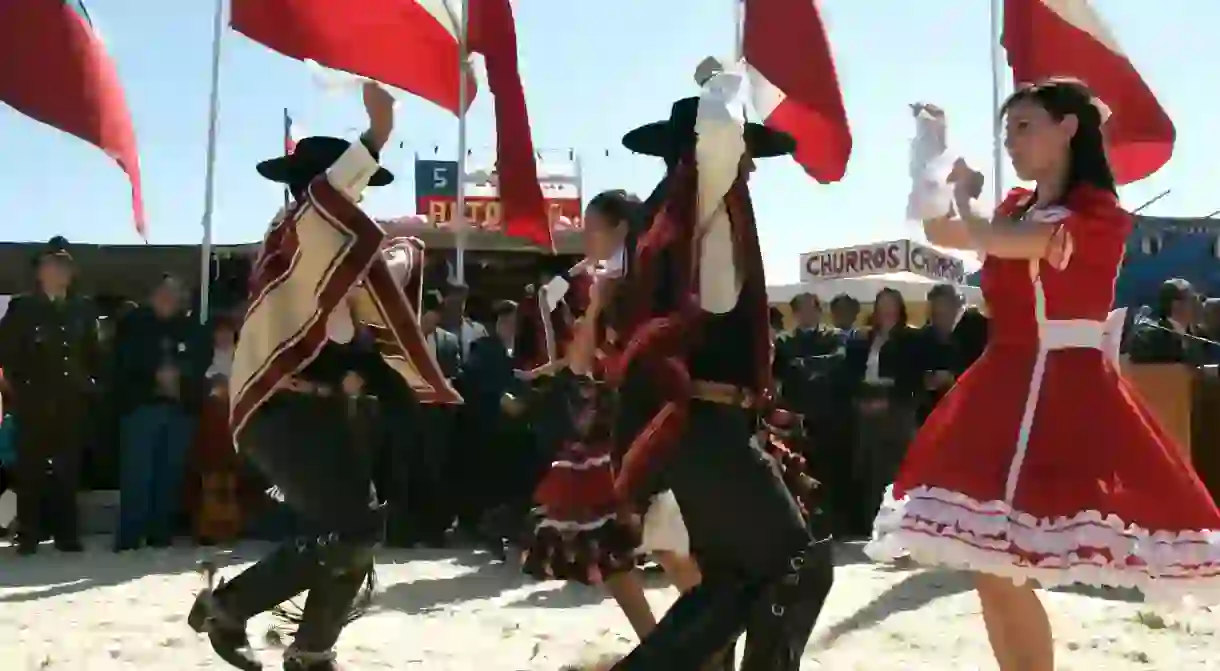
[
  {"left": 989, "top": 0, "right": 1005, "bottom": 208},
  {"left": 454, "top": 0, "right": 471, "bottom": 285},
  {"left": 199, "top": 0, "right": 225, "bottom": 324},
  {"left": 282, "top": 108, "right": 292, "bottom": 211},
  {"left": 734, "top": 0, "right": 744, "bottom": 61}
]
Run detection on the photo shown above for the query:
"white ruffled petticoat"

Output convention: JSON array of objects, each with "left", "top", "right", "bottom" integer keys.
[
  {"left": 866, "top": 484, "right": 1220, "bottom": 603},
  {"left": 638, "top": 490, "right": 690, "bottom": 556}
]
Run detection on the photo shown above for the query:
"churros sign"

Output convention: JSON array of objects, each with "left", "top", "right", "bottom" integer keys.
[{"left": 800, "top": 240, "right": 966, "bottom": 284}]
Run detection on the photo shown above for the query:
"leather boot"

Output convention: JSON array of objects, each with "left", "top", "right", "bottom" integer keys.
[
  {"left": 283, "top": 649, "right": 342, "bottom": 671},
  {"left": 188, "top": 561, "right": 264, "bottom": 671},
  {"left": 739, "top": 538, "right": 834, "bottom": 671},
  {"left": 285, "top": 561, "right": 374, "bottom": 666},
  {"left": 611, "top": 577, "right": 764, "bottom": 670}
]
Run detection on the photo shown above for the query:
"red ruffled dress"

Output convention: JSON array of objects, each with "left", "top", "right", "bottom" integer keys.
[
  {"left": 521, "top": 341, "right": 640, "bottom": 584},
  {"left": 867, "top": 186, "right": 1220, "bottom": 601}
]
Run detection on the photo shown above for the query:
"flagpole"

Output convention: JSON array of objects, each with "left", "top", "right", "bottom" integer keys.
[
  {"left": 454, "top": 0, "right": 470, "bottom": 285},
  {"left": 734, "top": 0, "right": 744, "bottom": 61},
  {"left": 282, "top": 108, "right": 291, "bottom": 211},
  {"left": 989, "top": 0, "right": 1005, "bottom": 208},
  {"left": 199, "top": 0, "right": 225, "bottom": 324}
]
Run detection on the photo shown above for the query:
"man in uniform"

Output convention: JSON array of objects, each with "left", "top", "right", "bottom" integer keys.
[{"left": 0, "top": 237, "right": 100, "bottom": 555}]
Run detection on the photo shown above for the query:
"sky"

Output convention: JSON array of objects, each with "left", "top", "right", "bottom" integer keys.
[{"left": 1, "top": 1, "right": 1215, "bottom": 284}]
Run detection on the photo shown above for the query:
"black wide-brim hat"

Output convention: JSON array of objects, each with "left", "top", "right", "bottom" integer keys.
[
  {"left": 256, "top": 136, "right": 394, "bottom": 187},
  {"left": 622, "top": 96, "right": 795, "bottom": 160}
]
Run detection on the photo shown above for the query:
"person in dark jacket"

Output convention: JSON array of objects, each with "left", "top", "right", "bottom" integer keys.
[
  {"left": 0, "top": 238, "right": 100, "bottom": 555},
  {"left": 914, "top": 283, "right": 988, "bottom": 423},
  {"left": 112, "top": 274, "right": 207, "bottom": 551},
  {"left": 453, "top": 300, "right": 534, "bottom": 553},
  {"left": 1127, "top": 278, "right": 1206, "bottom": 365},
  {"left": 773, "top": 292, "right": 852, "bottom": 534},
  {"left": 385, "top": 291, "right": 463, "bottom": 547},
  {"left": 842, "top": 288, "right": 922, "bottom": 529}
]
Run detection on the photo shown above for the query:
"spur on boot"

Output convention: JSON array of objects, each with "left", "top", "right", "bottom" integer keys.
[{"left": 188, "top": 574, "right": 263, "bottom": 671}]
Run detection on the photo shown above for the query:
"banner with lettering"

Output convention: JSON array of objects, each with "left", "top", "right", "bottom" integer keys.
[
  {"left": 907, "top": 242, "right": 967, "bottom": 284},
  {"left": 800, "top": 240, "right": 967, "bottom": 284},
  {"left": 414, "top": 158, "right": 582, "bottom": 232}
]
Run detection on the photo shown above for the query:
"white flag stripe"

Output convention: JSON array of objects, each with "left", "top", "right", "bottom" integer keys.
[
  {"left": 745, "top": 63, "right": 785, "bottom": 120},
  {"left": 1038, "top": 0, "right": 1123, "bottom": 54},
  {"left": 416, "top": 0, "right": 462, "bottom": 40}
]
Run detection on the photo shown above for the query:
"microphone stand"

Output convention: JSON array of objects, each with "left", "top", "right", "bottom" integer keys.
[{"left": 1134, "top": 317, "right": 1220, "bottom": 350}]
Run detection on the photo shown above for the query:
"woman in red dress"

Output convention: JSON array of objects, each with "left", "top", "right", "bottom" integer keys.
[
  {"left": 521, "top": 190, "right": 707, "bottom": 649},
  {"left": 867, "top": 79, "right": 1220, "bottom": 670}
]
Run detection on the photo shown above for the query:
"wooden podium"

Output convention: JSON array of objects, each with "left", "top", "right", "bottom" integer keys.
[
  {"left": 1122, "top": 363, "right": 1220, "bottom": 504},
  {"left": 1121, "top": 363, "right": 1196, "bottom": 461},
  {"left": 1192, "top": 369, "right": 1220, "bottom": 505}
]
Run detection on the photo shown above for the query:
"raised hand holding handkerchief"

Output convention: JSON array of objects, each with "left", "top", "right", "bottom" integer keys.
[{"left": 906, "top": 103, "right": 956, "bottom": 221}]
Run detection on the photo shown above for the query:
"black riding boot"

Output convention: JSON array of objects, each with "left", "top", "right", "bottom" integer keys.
[
  {"left": 282, "top": 551, "right": 376, "bottom": 671},
  {"left": 611, "top": 576, "right": 766, "bottom": 670},
  {"left": 739, "top": 537, "right": 835, "bottom": 671},
  {"left": 189, "top": 536, "right": 353, "bottom": 670}
]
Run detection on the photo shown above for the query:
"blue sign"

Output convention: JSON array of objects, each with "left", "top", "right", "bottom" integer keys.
[{"left": 414, "top": 160, "right": 458, "bottom": 200}]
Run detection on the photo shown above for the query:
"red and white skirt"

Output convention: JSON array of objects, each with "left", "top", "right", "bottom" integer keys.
[{"left": 867, "top": 328, "right": 1220, "bottom": 603}]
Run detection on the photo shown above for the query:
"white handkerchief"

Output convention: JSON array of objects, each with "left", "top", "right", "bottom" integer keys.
[
  {"left": 906, "top": 108, "right": 956, "bottom": 221},
  {"left": 306, "top": 59, "right": 368, "bottom": 95},
  {"left": 541, "top": 276, "right": 570, "bottom": 313},
  {"left": 595, "top": 246, "right": 626, "bottom": 279}
]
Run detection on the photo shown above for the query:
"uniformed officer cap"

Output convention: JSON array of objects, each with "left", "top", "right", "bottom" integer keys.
[{"left": 32, "top": 236, "right": 72, "bottom": 268}]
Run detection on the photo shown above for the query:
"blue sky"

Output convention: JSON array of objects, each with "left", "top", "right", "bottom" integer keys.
[{"left": 0, "top": 1, "right": 1213, "bottom": 283}]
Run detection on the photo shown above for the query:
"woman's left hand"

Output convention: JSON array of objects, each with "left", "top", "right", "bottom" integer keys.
[{"left": 949, "top": 159, "right": 984, "bottom": 211}]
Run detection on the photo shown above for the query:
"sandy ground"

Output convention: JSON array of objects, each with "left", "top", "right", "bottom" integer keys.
[{"left": 0, "top": 538, "right": 1216, "bottom": 670}]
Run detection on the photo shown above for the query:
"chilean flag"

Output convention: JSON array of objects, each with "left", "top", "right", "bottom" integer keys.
[
  {"left": 1003, "top": 0, "right": 1174, "bottom": 184},
  {"left": 232, "top": 0, "right": 474, "bottom": 114},
  {"left": 742, "top": 0, "right": 852, "bottom": 183},
  {"left": 467, "top": 0, "right": 550, "bottom": 250},
  {"left": 233, "top": 0, "right": 551, "bottom": 250},
  {"left": 0, "top": 0, "right": 145, "bottom": 236}
]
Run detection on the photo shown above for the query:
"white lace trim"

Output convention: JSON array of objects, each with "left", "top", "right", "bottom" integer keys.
[
  {"left": 536, "top": 512, "right": 616, "bottom": 532},
  {"left": 550, "top": 453, "right": 612, "bottom": 470},
  {"left": 866, "top": 485, "right": 1220, "bottom": 602}
]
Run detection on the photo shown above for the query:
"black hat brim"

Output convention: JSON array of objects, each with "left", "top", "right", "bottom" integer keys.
[
  {"left": 33, "top": 250, "right": 72, "bottom": 268},
  {"left": 622, "top": 120, "right": 795, "bottom": 159},
  {"left": 257, "top": 136, "right": 394, "bottom": 187}
]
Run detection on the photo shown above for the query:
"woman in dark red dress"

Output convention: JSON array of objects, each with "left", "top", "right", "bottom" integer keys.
[
  {"left": 868, "top": 79, "right": 1220, "bottom": 670},
  {"left": 521, "top": 190, "right": 706, "bottom": 646}
]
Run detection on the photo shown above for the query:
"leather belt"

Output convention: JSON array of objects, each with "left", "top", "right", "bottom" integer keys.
[
  {"left": 691, "top": 380, "right": 756, "bottom": 409},
  {"left": 280, "top": 376, "right": 336, "bottom": 397}
]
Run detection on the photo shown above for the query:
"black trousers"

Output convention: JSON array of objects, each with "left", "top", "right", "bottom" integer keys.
[
  {"left": 213, "top": 392, "right": 382, "bottom": 653},
  {"left": 13, "top": 403, "right": 85, "bottom": 547},
  {"left": 389, "top": 404, "right": 456, "bottom": 544},
  {"left": 614, "top": 401, "right": 832, "bottom": 670}
]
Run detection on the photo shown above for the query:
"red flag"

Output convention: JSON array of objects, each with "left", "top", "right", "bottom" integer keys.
[
  {"left": 0, "top": 1, "right": 145, "bottom": 236},
  {"left": 468, "top": 0, "right": 550, "bottom": 250},
  {"left": 1003, "top": 0, "right": 1174, "bottom": 184},
  {"left": 231, "top": 0, "right": 476, "bottom": 115},
  {"left": 743, "top": 0, "right": 852, "bottom": 183}
]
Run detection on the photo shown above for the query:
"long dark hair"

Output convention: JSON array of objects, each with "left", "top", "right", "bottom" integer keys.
[
  {"left": 1000, "top": 77, "right": 1117, "bottom": 198},
  {"left": 585, "top": 188, "right": 644, "bottom": 333},
  {"left": 869, "top": 287, "right": 908, "bottom": 331},
  {"left": 587, "top": 188, "right": 645, "bottom": 256}
]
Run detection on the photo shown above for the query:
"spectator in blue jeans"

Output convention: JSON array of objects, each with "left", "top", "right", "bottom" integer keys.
[{"left": 112, "top": 275, "right": 206, "bottom": 551}]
